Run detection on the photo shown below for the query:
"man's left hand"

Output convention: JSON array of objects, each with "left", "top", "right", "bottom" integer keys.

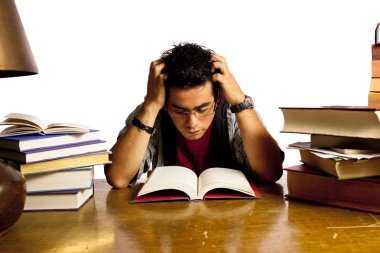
[{"left": 211, "top": 54, "right": 245, "bottom": 105}]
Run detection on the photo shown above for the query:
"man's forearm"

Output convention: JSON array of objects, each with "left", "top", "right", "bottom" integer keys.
[
  {"left": 105, "top": 106, "right": 159, "bottom": 188},
  {"left": 235, "top": 109, "right": 283, "bottom": 183}
]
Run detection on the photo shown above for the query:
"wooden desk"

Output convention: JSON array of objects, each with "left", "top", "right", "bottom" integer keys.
[{"left": 1, "top": 176, "right": 380, "bottom": 252}]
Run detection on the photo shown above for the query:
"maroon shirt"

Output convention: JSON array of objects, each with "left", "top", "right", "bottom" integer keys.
[{"left": 174, "top": 124, "right": 214, "bottom": 175}]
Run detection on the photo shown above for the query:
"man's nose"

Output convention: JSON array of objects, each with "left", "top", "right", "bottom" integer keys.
[{"left": 186, "top": 113, "right": 199, "bottom": 127}]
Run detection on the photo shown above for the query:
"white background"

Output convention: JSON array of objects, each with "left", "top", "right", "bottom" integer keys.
[{"left": 6, "top": 0, "right": 380, "bottom": 178}]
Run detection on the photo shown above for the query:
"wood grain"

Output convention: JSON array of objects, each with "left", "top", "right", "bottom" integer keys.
[{"left": 1, "top": 178, "right": 380, "bottom": 252}]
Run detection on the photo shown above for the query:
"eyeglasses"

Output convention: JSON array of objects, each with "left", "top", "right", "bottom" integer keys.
[{"left": 166, "top": 102, "right": 216, "bottom": 118}]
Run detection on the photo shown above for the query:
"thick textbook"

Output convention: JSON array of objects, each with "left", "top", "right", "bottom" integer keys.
[
  {"left": 368, "top": 91, "right": 380, "bottom": 107},
  {"left": 24, "top": 187, "right": 94, "bottom": 211},
  {"left": 25, "top": 166, "right": 94, "bottom": 193},
  {"left": 0, "top": 112, "right": 89, "bottom": 137},
  {"left": 131, "top": 166, "right": 260, "bottom": 203},
  {"left": 280, "top": 106, "right": 380, "bottom": 138},
  {"left": 285, "top": 164, "right": 380, "bottom": 214},
  {"left": 299, "top": 149, "right": 380, "bottom": 180},
  {"left": 0, "top": 139, "right": 107, "bottom": 163},
  {"left": 310, "top": 134, "right": 380, "bottom": 150},
  {"left": 7, "top": 151, "right": 110, "bottom": 174},
  {"left": 370, "top": 78, "right": 380, "bottom": 92},
  {"left": 0, "top": 129, "right": 99, "bottom": 151}
]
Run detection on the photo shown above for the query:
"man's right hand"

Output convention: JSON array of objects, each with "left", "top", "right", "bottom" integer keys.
[{"left": 143, "top": 60, "right": 166, "bottom": 114}]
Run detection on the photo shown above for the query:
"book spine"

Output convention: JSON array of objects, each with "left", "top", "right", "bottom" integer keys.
[
  {"left": 372, "top": 61, "right": 380, "bottom": 78},
  {"left": 370, "top": 78, "right": 380, "bottom": 92},
  {"left": 370, "top": 24, "right": 380, "bottom": 106},
  {"left": 368, "top": 91, "right": 380, "bottom": 107},
  {"left": 372, "top": 45, "right": 380, "bottom": 61}
]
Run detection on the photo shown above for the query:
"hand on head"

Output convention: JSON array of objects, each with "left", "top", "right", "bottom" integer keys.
[
  {"left": 143, "top": 60, "right": 166, "bottom": 113},
  {"left": 211, "top": 55, "right": 245, "bottom": 105}
]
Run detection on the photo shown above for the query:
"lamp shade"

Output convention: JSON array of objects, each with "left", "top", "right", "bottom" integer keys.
[{"left": 0, "top": 0, "right": 38, "bottom": 78}]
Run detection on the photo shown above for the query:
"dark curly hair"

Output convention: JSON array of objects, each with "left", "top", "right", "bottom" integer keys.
[{"left": 159, "top": 42, "right": 218, "bottom": 99}]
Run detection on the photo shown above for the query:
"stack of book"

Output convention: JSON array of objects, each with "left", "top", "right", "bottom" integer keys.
[
  {"left": 280, "top": 106, "right": 380, "bottom": 214},
  {"left": 0, "top": 113, "right": 111, "bottom": 211},
  {"left": 368, "top": 23, "right": 380, "bottom": 106}
]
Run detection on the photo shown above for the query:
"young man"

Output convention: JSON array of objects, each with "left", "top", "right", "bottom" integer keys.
[{"left": 105, "top": 43, "right": 284, "bottom": 188}]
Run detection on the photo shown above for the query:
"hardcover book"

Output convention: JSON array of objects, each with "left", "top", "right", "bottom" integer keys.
[
  {"left": 285, "top": 164, "right": 380, "bottom": 214},
  {"left": 368, "top": 91, "right": 380, "bottom": 107},
  {"left": 370, "top": 78, "right": 380, "bottom": 92},
  {"left": 131, "top": 166, "right": 261, "bottom": 203},
  {"left": 310, "top": 134, "right": 380, "bottom": 150},
  {"left": 24, "top": 187, "right": 94, "bottom": 211},
  {"left": 0, "top": 129, "right": 99, "bottom": 151},
  {"left": 299, "top": 149, "right": 380, "bottom": 180},
  {"left": 280, "top": 106, "right": 380, "bottom": 138},
  {"left": 25, "top": 166, "right": 94, "bottom": 193},
  {"left": 372, "top": 60, "right": 380, "bottom": 78},
  {"left": 373, "top": 44, "right": 380, "bottom": 60},
  {"left": 0, "top": 139, "right": 107, "bottom": 163},
  {"left": 6, "top": 151, "right": 110, "bottom": 175}
]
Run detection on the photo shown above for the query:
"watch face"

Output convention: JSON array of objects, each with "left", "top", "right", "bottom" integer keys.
[
  {"left": 243, "top": 96, "right": 253, "bottom": 108},
  {"left": 230, "top": 95, "right": 254, "bottom": 113}
]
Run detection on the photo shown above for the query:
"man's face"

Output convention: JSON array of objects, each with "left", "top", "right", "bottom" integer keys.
[{"left": 166, "top": 81, "right": 215, "bottom": 140}]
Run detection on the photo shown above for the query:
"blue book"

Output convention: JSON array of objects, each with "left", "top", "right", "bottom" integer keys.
[
  {"left": 0, "top": 139, "right": 107, "bottom": 163},
  {"left": 0, "top": 129, "right": 99, "bottom": 151}
]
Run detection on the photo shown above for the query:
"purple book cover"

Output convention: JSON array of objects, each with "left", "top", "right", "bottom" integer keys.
[
  {"left": 0, "top": 129, "right": 99, "bottom": 141},
  {"left": 21, "top": 139, "right": 106, "bottom": 153}
]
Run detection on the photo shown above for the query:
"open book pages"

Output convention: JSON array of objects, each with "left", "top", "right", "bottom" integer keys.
[
  {"left": 137, "top": 166, "right": 198, "bottom": 199},
  {"left": 136, "top": 166, "right": 257, "bottom": 201},
  {"left": 197, "top": 167, "right": 255, "bottom": 198},
  {"left": 0, "top": 113, "right": 89, "bottom": 137}
]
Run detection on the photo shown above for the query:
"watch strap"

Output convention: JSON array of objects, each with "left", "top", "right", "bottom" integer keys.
[
  {"left": 230, "top": 95, "right": 254, "bottom": 113},
  {"left": 132, "top": 117, "right": 155, "bottom": 135}
]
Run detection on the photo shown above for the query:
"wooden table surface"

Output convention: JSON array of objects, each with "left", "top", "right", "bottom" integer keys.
[{"left": 1, "top": 176, "right": 380, "bottom": 253}]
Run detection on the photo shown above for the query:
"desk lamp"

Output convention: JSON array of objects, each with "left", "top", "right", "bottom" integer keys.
[{"left": 0, "top": 0, "right": 38, "bottom": 235}]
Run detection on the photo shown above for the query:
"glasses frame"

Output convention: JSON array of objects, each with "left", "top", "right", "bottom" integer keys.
[{"left": 166, "top": 101, "right": 217, "bottom": 119}]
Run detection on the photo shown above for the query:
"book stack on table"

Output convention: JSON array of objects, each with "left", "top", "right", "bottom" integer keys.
[
  {"left": 368, "top": 23, "right": 380, "bottom": 106},
  {"left": 0, "top": 113, "right": 111, "bottom": 211},
  {"left": 280, "top": 106, "right": 380, "bottom": 214}
]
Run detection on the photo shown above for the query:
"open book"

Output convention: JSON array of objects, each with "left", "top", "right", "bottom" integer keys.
[
  {"left": 131, "top": 166, "right": 261, "bottom": 203},
  {"left": 0, "top": 113, "right": 89, "bottom": 137}
]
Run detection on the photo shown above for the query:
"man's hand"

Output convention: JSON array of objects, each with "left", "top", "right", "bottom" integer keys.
[
  {"left": 143, "top": 60, "right": 166, "bottom": 114},
  {"left": 211, "top": 55, "right": 245, "bottom": 105}
]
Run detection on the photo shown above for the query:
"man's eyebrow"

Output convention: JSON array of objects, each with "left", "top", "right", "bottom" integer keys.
[{"left": 171, "top": 102, "right": 212, "bottom": 110}]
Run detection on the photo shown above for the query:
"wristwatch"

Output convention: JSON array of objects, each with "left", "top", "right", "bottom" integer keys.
[
  {"left": 132, "top": 116, "right": 156, "bottom": 135},
  {"left": 230, "top": 95, "right": 254, "bottom": 113}
]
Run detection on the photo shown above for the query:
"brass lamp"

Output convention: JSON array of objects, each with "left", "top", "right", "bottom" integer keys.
[
  {"left": 0, "top": 0, "right": 38, "bottom": 77},
  {"left": 0, "top": 0, "right": 38, "bottom": 236}
]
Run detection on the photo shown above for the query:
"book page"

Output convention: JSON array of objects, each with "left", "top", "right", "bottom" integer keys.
[
  {"left": 289, "top": 142, "right": 380, "bottom": 160},
  {"left": 0, "top": 125, "right": 41, "bottom": 136},
  {"left": 45, "top": 123, "right": 89, "bottom": 134},
  {"left": 137, "top": 166, "right": 199, "bottom": 200},
  {"left": 0, "top": 113, "right": 46, "bottom": 130},
  {"left": 197, "top": 167, "right": 255, "bottom": 199}
]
